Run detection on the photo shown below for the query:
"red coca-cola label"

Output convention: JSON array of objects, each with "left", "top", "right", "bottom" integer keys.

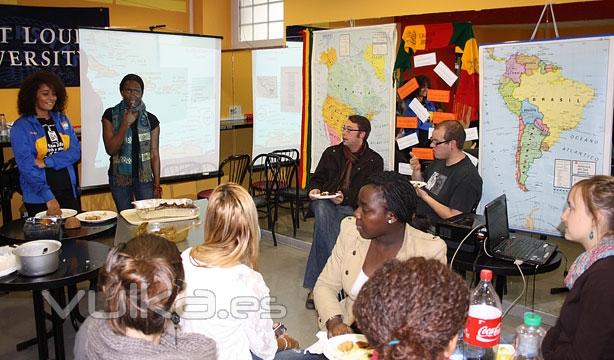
[{"left": 464, "top": 315, "right": 501, "bottom": 347}]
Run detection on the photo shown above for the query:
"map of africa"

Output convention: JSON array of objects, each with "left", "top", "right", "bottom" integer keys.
[
  {"left": 480, "top": 37, "right": 613, "bottom": 235},
  {"left": 311, "top": 24, "right": 396, "bottom": 172}
]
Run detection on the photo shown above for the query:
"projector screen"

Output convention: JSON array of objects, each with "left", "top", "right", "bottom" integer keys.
[
  {"left": 78, "top": 28, "right": 221, "bottom": 189},
  {"left": 252, "top": 42, "right": 303, "bottom": 157}
]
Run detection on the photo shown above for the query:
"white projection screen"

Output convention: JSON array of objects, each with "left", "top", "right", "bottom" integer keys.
[{"left": 78, "top": 28, "right": 221, "bottom": 189}]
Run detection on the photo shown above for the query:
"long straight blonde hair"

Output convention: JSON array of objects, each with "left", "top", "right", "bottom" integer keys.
[{"left": 190, "top": 183, "right": 260, "bottom": 269}]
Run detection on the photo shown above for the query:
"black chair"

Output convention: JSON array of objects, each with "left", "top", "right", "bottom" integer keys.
[
  {"left": 197, "top": 154, "right": 251, "bottom": 200},
  {"left": 271, "top": 149, "right": 309, "bottom": 237},
  {"left": 249, "top": 153, "right": 294, "bottom": 245}
]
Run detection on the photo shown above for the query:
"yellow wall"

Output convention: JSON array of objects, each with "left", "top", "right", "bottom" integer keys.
[{"left": 285, "top": 0, "right": 598, "bottom": 26}]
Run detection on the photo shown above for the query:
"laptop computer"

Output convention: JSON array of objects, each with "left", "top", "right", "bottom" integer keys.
[{"left": 484, "top": 194, "right": 557, "bottom": 266}]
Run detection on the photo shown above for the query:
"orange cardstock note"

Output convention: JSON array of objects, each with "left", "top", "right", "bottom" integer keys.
[
  {"left": 411, "top": 148, "right": 434, "bottom": 160},
  {"left": 396, "top": 116, "right": 418, "bottom": 129},
  {"left": 432, "top": 112, "right": 456, "bottom": 124},
  {"left": 427, "top": 89, "right": 450, "bottom": 103},
  {"left": 397, "top": 78, "right": 418, "bottom": 100}
]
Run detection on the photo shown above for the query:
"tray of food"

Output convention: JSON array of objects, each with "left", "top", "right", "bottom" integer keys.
[{"left": 132, "top": 198, "right": 198, "bottom": 220}]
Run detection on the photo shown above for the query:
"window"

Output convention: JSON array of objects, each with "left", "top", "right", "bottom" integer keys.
[{"left": 232, "top": 0, "right": 284, "bottom": 48}]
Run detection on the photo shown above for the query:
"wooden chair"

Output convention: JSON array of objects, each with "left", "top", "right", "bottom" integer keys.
[{"left": 197, "top": 154, "right": 251, "bottom": 200}]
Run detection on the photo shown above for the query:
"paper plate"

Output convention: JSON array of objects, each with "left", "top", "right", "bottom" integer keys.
[
  {"left": 34, "top": 208, "right": 78, "bottom": 219},
  {"left": 0, "top": 247, "right": 17, "bottom": 278},
  {"left": 314, "top": 193, "right": 340, "bottom": 200},
  {"left": 76, "top": 210, "right": 118, "bottom": 223},
  {"left": 410, "top": 181, "right": 427, "bottom": 188},
  {"left": 323, "top": 334, "right": 373, "bottom": 360}
]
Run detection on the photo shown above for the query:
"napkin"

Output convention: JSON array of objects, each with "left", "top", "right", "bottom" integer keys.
[{"left": 305, "top": 330, "right": 328, "bottom": 355}]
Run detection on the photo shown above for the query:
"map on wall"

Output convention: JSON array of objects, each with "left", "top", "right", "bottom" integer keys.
[
  {"left": 479, "top": 36, "right": 614, "bottom": 236},
  {"left": 311, "top": 24, "right": 397, "bottom": 172}
]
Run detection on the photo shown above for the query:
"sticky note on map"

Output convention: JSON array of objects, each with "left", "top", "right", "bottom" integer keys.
[
  {"left": 397, "top": 78, "right": 418, "bottom": 100},
  {"left": 397, "top": 133, "right": 419, "bottom": 150},
  {"left": 409, "top": 98, "right": 430, "bottom": 122},
  {"left": 428, "top": 128, "right": 434, "bottom": 139},
  {"left": 432, "top": 112, "right": 456, "bottom": 124},
  {"left": 411, "top": 148, "right": 435, "bottom": 160},
  {"left": 427, "top": 89, "right": 450, "bottom": 103},
  {"left": 434, "top": 61, "right": 458, "bottom": 86},
  {"left": 397, "top": 116, "right": 418, "bottom": 128}
]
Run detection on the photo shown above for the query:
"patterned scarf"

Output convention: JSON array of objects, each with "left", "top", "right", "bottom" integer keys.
[
  {"left": 336, "top": 142, "right": 367, "bottom": 195},
  {"left": 564, "top": 238, "right": 614, "bottom": 289},
  {"left": 110, "top": 100, "right": 153, "bottom": 186}
]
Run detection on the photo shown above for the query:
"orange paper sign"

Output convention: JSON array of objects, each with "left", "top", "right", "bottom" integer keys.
[
  {"left": 432, "top": 112, "right": 456, "bottom": 124},
  {"left": 427, "top": 89, "right": 450, "bottom": 103},
  {"left": 397, "top": 78, "right": 418, "bottom": 100},
  {"left": 396, "top": 116, "right": 418, "bottom": 129},
  {"left": 411, "top": 148, "right": 434, "bottom": 160}
]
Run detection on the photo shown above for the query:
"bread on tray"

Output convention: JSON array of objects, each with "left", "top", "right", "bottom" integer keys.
[{"left": 132, "top": 198, "right": 198, "bottom": 220}]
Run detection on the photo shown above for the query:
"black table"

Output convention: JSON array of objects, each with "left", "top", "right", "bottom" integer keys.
[
  {"left": 449, "top": 248, "right": 562, "bottom": 301},
  {"left": 0, "top": 239, "right": 110, "bottom": 360},
  {"left": 0, "top": 218, "right": 116, "bottom": 244}
]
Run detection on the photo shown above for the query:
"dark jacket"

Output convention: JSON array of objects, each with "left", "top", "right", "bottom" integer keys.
[
  {"left": 309, "top": 142, "right": 383, "bottom": 208},
  {"left": 542, "top": 256, "right": 614, "bottom": 360}
]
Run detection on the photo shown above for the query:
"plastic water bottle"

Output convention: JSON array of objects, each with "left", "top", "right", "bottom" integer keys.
[
  {"left": 513, "top": 312, "right": 546, "bottom": 360},
  {"left": 0, "top": 113, "right": 8, "bottom": 142},
  {"left": 464, "top": 269, "right": 502, "bottom": 360},
  {"left": 449, "top": 329, "right": 465, "bottom": 360}
]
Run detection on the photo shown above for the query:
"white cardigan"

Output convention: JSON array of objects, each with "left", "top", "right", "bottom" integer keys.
[{"left": 180, "top": 248, "right": 277, "bottom": 360}]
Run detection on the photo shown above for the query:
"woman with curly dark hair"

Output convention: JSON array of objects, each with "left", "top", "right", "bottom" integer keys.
[
  {"left": 73, "top": 234, "right": 216, "bottom": 359},
  {"left": 12, "top": 71, "right": 81, "bottom": 216},
  {"left": 354, "top": 257, "right": 469, "bottom": 360}
]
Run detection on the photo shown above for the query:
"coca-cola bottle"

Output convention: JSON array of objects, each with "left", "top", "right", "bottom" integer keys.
[{"left": 463, "top": 269, "right": 502, "bottom": 360}]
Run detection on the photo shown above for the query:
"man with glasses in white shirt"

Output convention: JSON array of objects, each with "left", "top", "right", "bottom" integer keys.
[
  {"left": 303, "top": 115, "right": 383, "bottom": 309},
  {"left": 409, "top": 120, "right": 482, "bottom": 223}
]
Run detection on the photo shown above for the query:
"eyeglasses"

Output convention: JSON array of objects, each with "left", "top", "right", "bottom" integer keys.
[
  {"left": 342, "top": 126, "right": 362, "bottom": 133},
  {"left": 431, "top": 139, "right": 452, "bottom": 146}
]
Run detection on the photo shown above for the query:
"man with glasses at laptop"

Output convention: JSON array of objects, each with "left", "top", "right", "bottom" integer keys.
[
  {"left": 303, "top": 115, "right": 383, "bottom": 310},
  {"left": 409, "top": 120, "right": 482, "bottom": 223}
]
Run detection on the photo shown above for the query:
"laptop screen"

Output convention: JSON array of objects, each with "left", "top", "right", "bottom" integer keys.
[{"left": 484, "top": 194, "right": 510, "bottom": 250}]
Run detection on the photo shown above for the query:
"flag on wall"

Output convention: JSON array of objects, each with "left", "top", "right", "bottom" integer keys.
[
  {"left": 299, "top": 28, "right": 313, "bottom": 189},
  {"left": 0, "top": 4, "right": 109, "bottom": 88},
  {"left": 394, "top": 22, "right": 479, "bottom": 123}
]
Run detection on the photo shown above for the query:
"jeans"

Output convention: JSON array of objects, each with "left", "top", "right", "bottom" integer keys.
[
  {"left": 303, "top": 200, "right": 354, "bottom": 289},
  {"left": 109, "top": 176, "right": 153, "bottom": 212}
]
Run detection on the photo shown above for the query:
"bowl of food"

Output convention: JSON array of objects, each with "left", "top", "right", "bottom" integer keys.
[
  {"left": 136, "top": 221, "right": 191, "bottom": 243},
  {"left": 13, "top": 240, "right": 62, "bottom": 276}
]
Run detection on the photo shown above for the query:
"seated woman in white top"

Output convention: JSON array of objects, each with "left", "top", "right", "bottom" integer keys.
[{"left": 180, "top": 183, "right": 299, "bottom": 360}]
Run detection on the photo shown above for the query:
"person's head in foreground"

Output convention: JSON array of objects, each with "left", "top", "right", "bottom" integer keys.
[
  {"left": 354, "top": 257, "right": 469, "bottom": 360},
  {"left": 100, "top": 233, "right": 185, "bottom": 338},
  {"left": 353, "top": 171, "right": 418, "bottom": 240},
  {"left": 562, "top": 175, "right": 614, "bottom": 250},
  {"left": 190, "top": 183, "right": 260, "bottom": 269}
]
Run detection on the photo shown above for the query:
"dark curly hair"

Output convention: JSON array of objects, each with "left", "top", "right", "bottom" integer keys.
[
  {"left": 354, "top": 258, "right": 469, "bottom": 360},
  {"left": 99, "top": 234, "right": 185, "bottom": 335},
  {"left": 17, "top": 71, "right": 67, "bottom": 115},
  {"left": 364, "top": 171, "right": 417, "bottom": 224}
]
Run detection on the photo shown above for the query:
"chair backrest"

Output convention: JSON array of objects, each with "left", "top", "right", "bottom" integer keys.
[
  {"left": 249, "top": 153, "right": 295, "bottom": 200},
  {"left": 271, "top": 149, "right": 299, "bottom": 164},
  {"left": 218, "top": 154, "right": 251, "bottom": 186}
]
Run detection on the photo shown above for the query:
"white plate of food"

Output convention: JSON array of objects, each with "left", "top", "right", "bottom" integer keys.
[
  {"left": 323, "top": 334, "right": 374, "bottom": 360},
  {"left": 34, "top": 208, "right": 78, "bottom": 219},
  {"left": 0, "top": 247, "right": 17, "bottom": 278},
  {"left": 410, "top": 180, "right": 427, "bottom": 188},
  {"left": 76, "top": 210, "right": 118, "bottom": 223},
  {"left": 313, "top": 192, "right": 340, "bottom": 200}
]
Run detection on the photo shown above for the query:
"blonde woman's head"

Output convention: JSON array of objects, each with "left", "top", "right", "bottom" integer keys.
[{"left": 190, "top": 183, "right": 260, "bottom": 268}]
